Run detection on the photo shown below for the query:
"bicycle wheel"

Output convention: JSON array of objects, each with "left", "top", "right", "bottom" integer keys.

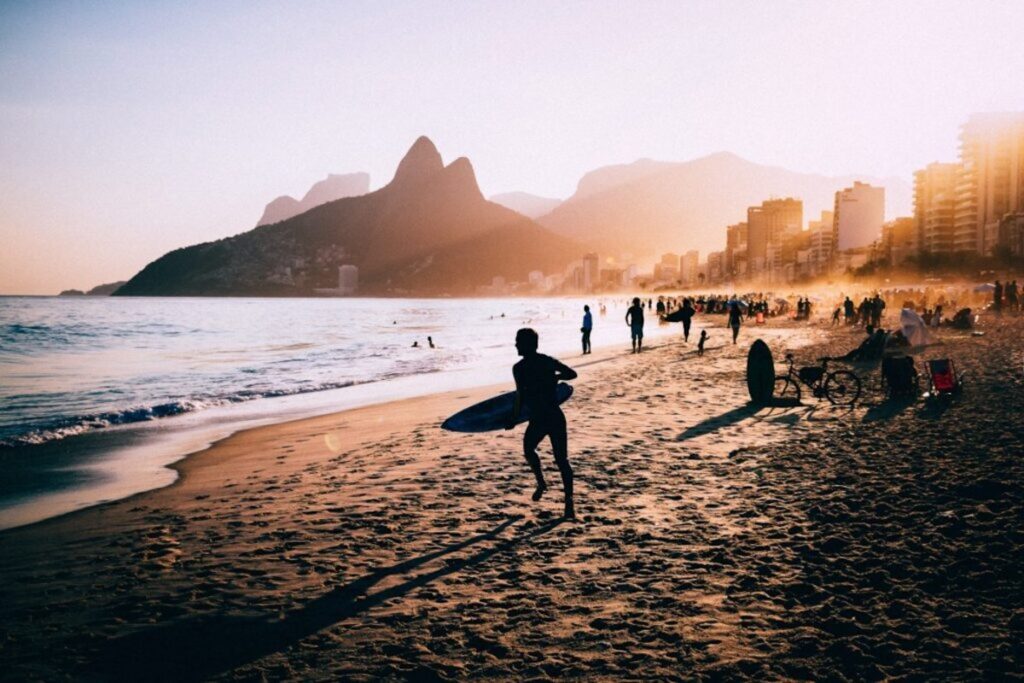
[
  {"left": 774, "top": 376, "right": 802, "bottom": 401},
  {"left": 825, "top": 370, "right": 860, "bottom": 406}
]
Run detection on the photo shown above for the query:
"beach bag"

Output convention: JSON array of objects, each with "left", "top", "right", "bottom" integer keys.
[{"left": 798, "top": 366, "right": 824, "bottom": 385}]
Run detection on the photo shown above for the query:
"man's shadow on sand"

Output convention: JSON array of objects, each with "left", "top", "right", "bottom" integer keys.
[{"left": 95, "top": 515, "right": 563, "bottom": 682}]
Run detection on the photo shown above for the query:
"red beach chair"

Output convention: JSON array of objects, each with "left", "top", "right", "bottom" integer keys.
[{"left": 925, "top": 359, "right": 963, "bottom": 397}]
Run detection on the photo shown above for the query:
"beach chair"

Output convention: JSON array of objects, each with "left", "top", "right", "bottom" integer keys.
[
  {"left": 881, "top": 355, "right": 918, "bottom": 399},
  {"left": 925, "top": 358, "right": 963, "bottom": 398}
]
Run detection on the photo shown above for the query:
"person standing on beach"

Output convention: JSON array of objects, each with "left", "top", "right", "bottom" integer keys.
[
  {"left": 697, "top": 330, "right": 709, "bottom": 356},
  {"left": 581, "top": 305, "right": 593, "bottom": 355},
  {"left": 728, "top": 301, "right": 742, "bottom": 344},
  {"left": 993, "top": 280, "right": 1003, "bottom": 316},
  {"left": 871, "top": 293, "right": 886, "bottom": 328},
  {"left": 626, "top": 297, "right": 645, "bottom": 353},
  {"left": 507, "top": 328, "right": 577, "bottom": 519}
]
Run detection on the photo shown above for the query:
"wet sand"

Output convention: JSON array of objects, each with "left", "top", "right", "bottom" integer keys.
[{"left": 1, "top": 317, "right": 1022, "bottom": 681}]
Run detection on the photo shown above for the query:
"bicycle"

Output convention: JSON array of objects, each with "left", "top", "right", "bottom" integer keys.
[{"left": 775, "top": 353, "right": 861, "bottom": 406}]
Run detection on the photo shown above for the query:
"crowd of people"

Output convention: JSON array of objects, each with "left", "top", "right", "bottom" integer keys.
[{"left": 575, "top": 276, "right": 1022, "bottom": 356}]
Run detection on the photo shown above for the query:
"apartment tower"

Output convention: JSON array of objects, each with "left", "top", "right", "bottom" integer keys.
[
  {"left": 746, "top": 198, "right": 802, "bottom": 276},
  {"left": 914, "top": 162, "right": 958, "bottom": 255},
  {"left": 954, "top": 112, "right": 1024, "bottom": 254},
  {"left": 833, "top": 182, "right": 885, "bottom": 252}
]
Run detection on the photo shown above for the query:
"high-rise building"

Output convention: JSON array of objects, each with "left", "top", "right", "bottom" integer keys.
[
  {"left": 914, "top": 162, "right": 958, "bottom": 255},
  {"left": 998, "top": 213, "right": 1024, "bottom": 257},
  {"left": 747, "top": 198, "right": 802, "bottom": 274},
  {"left": 953, "top": 113, "right": 1024, "bottom": 255},
  {"left": 679, "top": 250, "right": 699, "bottom": 285},
  {"left": 833, "top": 182, "right": 885, "bottom": 252},
  {"left": 724, "top": 222, "right": 748, "bottom": 277},
  {"left": 582, "top": 253, "right": 600, "bottom": 292},
  {"left": 660, "top": 252, "right": 680, "bottom": 267},
  {"left": 706, "top": 251, "right": 725, "bottom": 283},
  {"left": 806, "top": 211, "right": 834, "bottom": 276},
  {"left": 622, "top": 264, "right": 638, "bottom": 286},
  {"left": 881, "top": 217, "right": 917, "bottom": 266},
  {"left": 653, "top": 262, "right": 678, "bottom": 282}
]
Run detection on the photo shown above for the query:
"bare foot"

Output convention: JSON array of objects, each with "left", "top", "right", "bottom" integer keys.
[{"left": 532, "top": 483, "right": 547, "bottom": 502}]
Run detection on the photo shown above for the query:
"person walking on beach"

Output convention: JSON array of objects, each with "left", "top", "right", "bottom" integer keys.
[
  {"left": 858, "top": 297, "right": 870, "bottom": 327},
  {"left": 507, "top": 328, "right": 577, "bottom": 519},
  {"left": 728, "top": 301, "right": 742, "bottom": 344},
  {"left": 626, "top": 297, "right": 645, "bottom": 353},
  {"left": 680, "top": 298, "right": 696, "bottom": 342},
  {"left": 697, "top": 330, "right": 709, "bottom": 356},
  {"left": 581, "top": 305, "right": 593, "bottom": 355},
  {"left": 993, "top": 280, "right": 1003, "bottom": 316}
]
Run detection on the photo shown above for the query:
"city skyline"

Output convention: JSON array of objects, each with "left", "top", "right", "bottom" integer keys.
[{"left": 3, "top": 1, "right": 1024, "bottom": 294}]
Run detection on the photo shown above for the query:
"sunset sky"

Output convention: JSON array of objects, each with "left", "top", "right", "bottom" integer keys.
[{"left": 2, "top": 0, "right": 1023, "bottom": 294}]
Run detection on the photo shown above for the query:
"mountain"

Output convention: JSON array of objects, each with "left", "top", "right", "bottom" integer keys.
[
  {"left": 86, "top": 280, "right": 127, "bottom": 295},
  {"left": 256, "top": 172, "right": 370, "bottom": 226},
  {"left": 115, "top": 137, "right": 580, "bottom": 297},
  {"left": 489, "top": 192, "right": 562, "bottom": 219},
  {"left": 537, "top": 152, "right": 913, "bottom": 259}
]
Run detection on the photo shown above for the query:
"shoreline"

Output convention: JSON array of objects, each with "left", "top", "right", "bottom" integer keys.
[{"left": 0, "top": 322, "right": 688, "bottom": 532}]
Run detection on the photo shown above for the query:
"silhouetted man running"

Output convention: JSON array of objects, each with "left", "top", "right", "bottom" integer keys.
[{"left": 507, "top": 328, "right": 577, "bottom": 519}]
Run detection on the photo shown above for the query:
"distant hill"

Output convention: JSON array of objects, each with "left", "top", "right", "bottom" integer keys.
[
  {"left": 537, "top": 152, "right": 912, "bottom": 259},
  {"left": 116, "top": 137, "right": 579, "bottom": 297},
  {"left": 86, "top": 281, "right": 127, "bottom": 295},
  {"left": 489, "top": 192, "right": 562, "bottom": 219},
  {"left": 256, "top": 172, "right": 370, "bottom": 226}
]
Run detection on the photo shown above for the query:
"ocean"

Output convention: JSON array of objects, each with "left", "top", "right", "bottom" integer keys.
[{"left": 0, "top": 296, "right": 681, "bottom": 528}]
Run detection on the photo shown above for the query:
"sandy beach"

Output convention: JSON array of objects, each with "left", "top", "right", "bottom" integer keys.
[{"left": 2, "top": 316, "right": 1023, "bottom": 681}]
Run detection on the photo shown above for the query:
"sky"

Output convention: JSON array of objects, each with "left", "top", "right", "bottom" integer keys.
[{"left": 2, "top": 0, "right": 1023, "bottom": 294}]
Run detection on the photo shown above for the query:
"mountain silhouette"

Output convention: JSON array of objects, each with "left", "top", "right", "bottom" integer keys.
[
  {"left": 537, "top": 152, "right": 912, "bottom": 258},
  {"left": 489, "top": 192, "right": 562, "bottom": 219},
  {"left": 116, "top": 138, "right": 579, "bottom": 297},
  {"left": 256, "top": 172, "right": 370, "bottom": 226}
]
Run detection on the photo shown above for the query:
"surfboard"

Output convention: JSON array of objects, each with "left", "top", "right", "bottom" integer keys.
[
  {"left": 662, "top": 309, "right": 683, "bottom": 322},
  {"left": 441, "top": 383, "right": 574, "bottom": 433},
  {"left": 746, "top": 339, "right": 775, "bottom": 404}
]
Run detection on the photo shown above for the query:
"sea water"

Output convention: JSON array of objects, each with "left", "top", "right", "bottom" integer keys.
[{"left": 0, "top": 296, "right": 680, "bottom": 528}]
